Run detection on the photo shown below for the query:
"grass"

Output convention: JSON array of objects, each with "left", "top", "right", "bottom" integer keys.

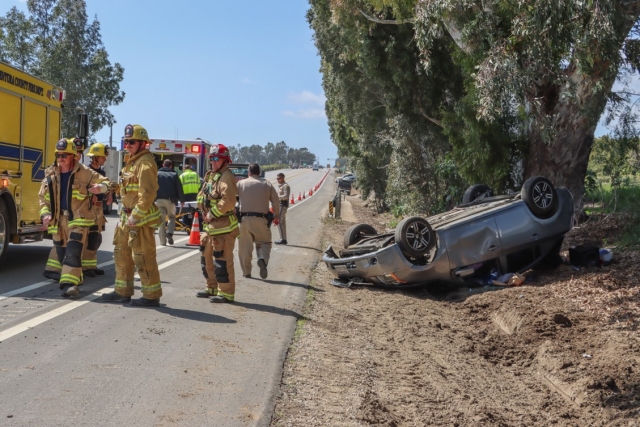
[{"left": 585, "top": 183, "right": 640, "bottom": 248}]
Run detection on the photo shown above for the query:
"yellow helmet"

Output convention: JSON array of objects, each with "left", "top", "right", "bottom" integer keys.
[
  {"left": 55, "top": 138, "right": 78, "bottom": 156},
  {"left": 88, "top": 143, "right": 109, "bottom": 157},
  {"left": 123, "top": 124, "right": 150, "bottom": 142}
]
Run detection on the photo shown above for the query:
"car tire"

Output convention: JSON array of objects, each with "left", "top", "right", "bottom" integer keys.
[
  {"left": 521, "top": 176, "right": 558, "bottom": 218},
  {"left": 395, "top": 216, "right": 436, "bottom": 258},
  {"left": 0, "top": 198, "right": 10, "bottom": 268},
  {"left": 343, "top": 223, "right": 377, "bottom": 248},
  {"left": 462, "top": 184, "right": 494, "bottom": 204}
]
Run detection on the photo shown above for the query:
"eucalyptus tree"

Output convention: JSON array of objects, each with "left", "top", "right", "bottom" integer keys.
[
  {"left": 344, "top": 0, "right": 640, "bottom": 208},
  {"left": 0, "top": 0, "right": 124, "bottom": 139},
  {"left": 309, "top": 0, "right": 502, "bottom": 212}
]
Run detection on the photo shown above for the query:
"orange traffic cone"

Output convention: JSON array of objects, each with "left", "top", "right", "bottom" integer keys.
[
  {"left": 297, "top": 192, "right": 302, "bottom": 201},
  {"left": 309, "top": 188, "right": 313, "bottom": 196},
  {"left": 290, "top": 194, "right": 295, "bottom": 204},
  {"left": 302, "top": 191, "right": 306, "bottom": 199},
  {"left": 187, "top": 211, "right": 201, "bottom": 246}
]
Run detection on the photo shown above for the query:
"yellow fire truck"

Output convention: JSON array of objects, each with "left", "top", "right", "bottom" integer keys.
[{"left": 0, "top": 61, "right": 66, "bottom": 268}]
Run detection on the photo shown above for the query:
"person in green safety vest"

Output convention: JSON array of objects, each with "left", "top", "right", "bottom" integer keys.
[
  {"left": 180, "top": 164, "right": 201, "bottom": 202},
  {"left": 179, "top": 164, "right": 203, "bottom": 230}
]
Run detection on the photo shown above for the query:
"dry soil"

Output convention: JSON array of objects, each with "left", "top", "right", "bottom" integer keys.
[{"left": 270, "top": 189, "right": 640, "bottom": 427}]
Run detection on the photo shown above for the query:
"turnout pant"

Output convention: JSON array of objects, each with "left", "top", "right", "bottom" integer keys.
[
  {"left": 82, "top": 224, "right": 103, "bottom": 272},
  {"left": 278, "top": 206, "right": 288, "bottom": 241},
  {"left": 113, "top": 223, "right": 162, "bottom": 299},
  {"left": 200, "top": 227, "right": 240, "bottom": 301},
  {"left": 238, "top": 216, "right": 273, "bottom": 276},
  {"left": 45, "top": 216, "right": 88, "bottom": 286},
  {"left": 155, "top": 199, "right": 176, "bottom": 244}
]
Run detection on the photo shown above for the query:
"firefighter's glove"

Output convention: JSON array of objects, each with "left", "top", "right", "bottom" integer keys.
[
  {"left": 205, "top": 212, "right": 215, "bottom": 222},
  {"left": 126, "top": 215, "right": 137, "bottom": 227},
  {"left": 42, "top": 214, "right": 52, "bottom": 227}
]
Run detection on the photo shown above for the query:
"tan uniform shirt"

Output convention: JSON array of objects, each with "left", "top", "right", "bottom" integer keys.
[
  {"left": 277, "top": 182, "right": 290, "bottom": 202},
  {"left": 237, "top": 175, "right": 280, "bottom": 218},
  {"left": 119, "top": 149, "right": 160, "bottom": 227}
]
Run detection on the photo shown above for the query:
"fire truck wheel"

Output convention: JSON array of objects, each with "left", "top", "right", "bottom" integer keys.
[{"left": 0, "top": 199, "right": 9, "bottom": 267}]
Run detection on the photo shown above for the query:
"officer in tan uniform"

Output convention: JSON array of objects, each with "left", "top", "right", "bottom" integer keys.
[
  {"left": 82, "top": 143, "right": 110, "bottom": 276},
  {"left": 39, "top": 138, "right": 111, "bottom": 297},
  {"left": 237, "top": 163, "right": 280, "bottom": 279},
  {"left": 195, "top": 143, "right": 240, "bottom": 303},
  {"left": 102, "top": 124, "right": 163, "bottom": 307},
  {"left": 275, "top": 172, "right": 290, "bottom": 245}
]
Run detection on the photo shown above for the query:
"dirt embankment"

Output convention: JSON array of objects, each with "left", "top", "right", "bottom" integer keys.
[{"left": 271, "top": 191, "right": 640, "bottom": 427}]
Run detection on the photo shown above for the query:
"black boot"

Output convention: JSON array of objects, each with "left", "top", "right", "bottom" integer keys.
[
  {"left": 101, "top": 291, "right": 131, "bottom": 303},
  {"left": 84, "top": 269, "right": 97, "bottom": 277},
  {"left": 95, "top": 268, "right": 105, "bottom": 275},
  {"left": 167, "top": 233, "right": 174, "bottom": 245},
  {"left": 196, "top": 290, "right": 215, "bottom": 298},
  {"left": 130, "top": 297, "right": 160, "bottom": 307},
  {"left": 43, "top": 271, "right": 60, "bottom": 282}
]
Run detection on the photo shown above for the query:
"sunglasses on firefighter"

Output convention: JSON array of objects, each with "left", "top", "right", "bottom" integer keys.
[
  {"left": 209, "top": 156, "right": 221, "bottom": 162},
  {"left": 124, "top": 139, "right": 140, "bottom": 146},
  {"left": 55, "top": 153, "right": 71, "bottom": 159}
]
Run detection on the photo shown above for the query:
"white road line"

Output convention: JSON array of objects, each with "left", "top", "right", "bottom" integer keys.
[
  {"left": 0, "top": 249, "right": 199, "bottom": 343},
  {"left": 0, "top": 235, "right": 191, "bottom": 302}
]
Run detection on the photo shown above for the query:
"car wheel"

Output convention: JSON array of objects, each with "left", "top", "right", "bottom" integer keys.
[
  {"left": 0, "top": 199, "right": 9, "bottom": 267},
  {"left": 395, "top": 216, "right": 436, "bottom": 258},
  {"left": 521, "top": 176, "right": 558, "bottom": 218},
  {"left": 462, "top": 184, "right": 494, "bottom": 204},
  {"left": 343, "top": 223, "right": 377, "bottom": 248}
]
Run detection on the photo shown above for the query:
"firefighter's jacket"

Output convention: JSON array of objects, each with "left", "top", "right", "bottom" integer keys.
[
  {"left": 38, "top": 162, "right": 110, "bottom": 234},
  {"left": 197, "top": 165, "right": 239, "bottom": 235},
  {"left": 119, "top": 149, "right": 161, "bottom": 227}
]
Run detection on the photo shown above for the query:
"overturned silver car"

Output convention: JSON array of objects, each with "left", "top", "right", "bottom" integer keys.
[{"left": 323, "top": 176, "right": 574, "bottom": 287}]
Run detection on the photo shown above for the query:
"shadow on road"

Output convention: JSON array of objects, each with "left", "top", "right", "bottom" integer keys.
[
  {"left": 121, "top": 305, "right": 237, "bottom": 324},
  {"left": 281, "top": 244, "right": 322, "bottom": 253},
  {"left": 260, "top": 278, "right": 324, "bottom": 293},
  {"left": 232, "top": 301, "right": 301, "bottom": 319}
]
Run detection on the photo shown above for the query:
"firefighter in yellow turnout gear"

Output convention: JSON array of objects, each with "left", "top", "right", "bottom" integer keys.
[
  {"left": 196, "top": 143, "right": 240, "bottom": 303},
  {"left": 101, "top": 124, "right": 163, "bottom": 307},
  {"left": 82, "top": 143, "right": 111, "bottom": 276},
  {"left": 39, "top": 138, "right": 111, "bottom": 297}
]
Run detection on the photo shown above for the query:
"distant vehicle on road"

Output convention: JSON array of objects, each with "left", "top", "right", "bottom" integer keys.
[
  {"left": 228, "top": 163, "right": 265, "bottom": 181},
  {"left": 313, "top": 163, "right": 319, "bottom": 171}
]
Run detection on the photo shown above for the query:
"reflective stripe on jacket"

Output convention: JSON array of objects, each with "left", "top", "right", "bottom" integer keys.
[
  {"left": 120, "top": 150, "right": 161, "bottom": 227},
  {"left": 38, "top": 162, "right": 110, "bottom": 230},
  {"left": 197, "top": 165, "right": 239, "bottom": 236}
]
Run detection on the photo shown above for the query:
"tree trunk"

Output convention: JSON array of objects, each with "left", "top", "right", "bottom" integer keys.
[
  {"left": 524, "top": 10, "right": 640, "bottom": 213},
  {"left": 523, "top": 72, "right": 611, "bottom": 213}
]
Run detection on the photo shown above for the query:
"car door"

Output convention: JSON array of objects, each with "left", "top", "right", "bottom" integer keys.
[
  {"left": 443, "top": 215, "right": 501, "bottom": 270},
  {"left": 494, "top": 203, "right": 543, "bottom": 254}
]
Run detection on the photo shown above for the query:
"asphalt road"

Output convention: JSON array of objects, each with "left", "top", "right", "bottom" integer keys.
[{"left": 0, "top": 168, "right": 334, "bottom": 427}]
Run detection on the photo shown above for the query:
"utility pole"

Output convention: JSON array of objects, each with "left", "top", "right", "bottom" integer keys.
[{"left": 109, "top": 118, "right": 116, "bottom": 149}]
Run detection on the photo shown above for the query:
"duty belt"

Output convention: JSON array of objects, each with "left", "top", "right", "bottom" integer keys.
[{"left": 240, "top": 212, "right": 267, "bottom": 218}]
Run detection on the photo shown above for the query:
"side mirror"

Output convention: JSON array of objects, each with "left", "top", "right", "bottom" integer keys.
[{"left": 77, "top": 113, "right": 89, "bottom": 139}]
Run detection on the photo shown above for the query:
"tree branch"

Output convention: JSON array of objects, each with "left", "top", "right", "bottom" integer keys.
[{"left": 358, "top": 9, "right": 414, "bottom": 25}]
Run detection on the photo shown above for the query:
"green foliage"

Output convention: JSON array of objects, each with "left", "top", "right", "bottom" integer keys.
[
  {"left": 228, "top": 141, "right": 317, "bottom": 165},
  {"left": 0, "top": 0, "right": 124, "bottom": 139},
  {"left": 315, "top": 0, "right": 640, "bottom": 213}
]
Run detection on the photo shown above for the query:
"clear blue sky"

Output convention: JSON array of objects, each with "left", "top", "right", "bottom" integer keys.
[{"left": 3, "top": 0, "right": 339, "bottom": 164}]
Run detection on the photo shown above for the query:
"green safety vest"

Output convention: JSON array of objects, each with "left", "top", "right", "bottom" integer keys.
[{"left": 180, "top": 170, "right": 200, "bottom": 194}]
